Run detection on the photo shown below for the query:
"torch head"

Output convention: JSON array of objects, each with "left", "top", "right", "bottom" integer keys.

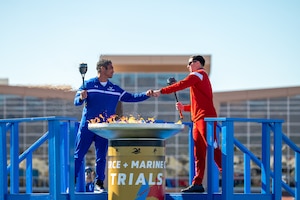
[
  {"left": 79, "top": 63, "right": 88, "bottom": 76},
  {"left": 167, "top": 77, "right": 177, "bottom": 85}
]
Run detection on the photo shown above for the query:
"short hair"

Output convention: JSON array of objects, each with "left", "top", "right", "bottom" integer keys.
[
  {"left": 191, "top": 55, "right": 205, "bottom": 67},
  {"left": 96, "top": 59, "right": 112, "bottom": 72}
]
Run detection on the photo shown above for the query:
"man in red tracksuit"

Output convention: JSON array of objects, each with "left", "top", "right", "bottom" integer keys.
[{"left": 150, "top": 55, "right": 222, "bottom": 193}]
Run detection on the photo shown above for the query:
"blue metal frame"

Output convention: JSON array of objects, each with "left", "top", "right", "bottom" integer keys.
[
  {"left": 205, "top": 117, "right": 296, "bottom": 200},
  {"left": 0, "top": 117, "right": 298, "bottom": 200}
]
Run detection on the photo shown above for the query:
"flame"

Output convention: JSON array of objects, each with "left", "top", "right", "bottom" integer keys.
[
  {"left": 99, "top": 114, "right": 105, "bottom": 121},
  {"left": 87, "top": 117, "right": 100, "bottom": 124},
  {"left": 88, "top": 113, "right": 182, "bottom": 124},
  {"left": 106, "top": 114, "right": 118, "bottom": 123},
  {"left": 88, "top": 114, "right": 156, "bottom": 124}
]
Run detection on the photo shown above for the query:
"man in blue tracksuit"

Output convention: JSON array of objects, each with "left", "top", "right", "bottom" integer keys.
[{"left": 74, "top": 58, "right": 152, "bottom": 192}]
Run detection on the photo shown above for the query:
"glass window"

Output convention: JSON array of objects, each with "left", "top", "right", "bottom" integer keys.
[
  {"left": 269, "top": 113, "right": 287, "bottom": 121},
  {"left": 282, "top": 124, "right": 288, "bottom": 133},
  {"left": 250, "top": 124, "right": 263, "bottom": 133},
  {"left": 166, "top": 146, "right": 176, "bottom": 155},
  {"left": 230, "top": 112, "right": 248, "bottom": 118},
  {"left": 234, "top": 124, "right": 248, "bottom": 133},
  {"left": 110, "top": 74, "right": 122, "bottom": 86},
  {"left": 124, "top": 74, "right": 135, "bottom": 87},
  {"left": 178, "top": 146, "right": 189, "bottom": 156},
  {"left": 157, "top": 103, "right": 177, "bottom": 112},
  {"left": 249, "top": 113, "right": 268, "bottom": 119},
  {"left": 137, "top": 74, "right": 156, "bottom": 87},
  {"left": 290, "top": 124, "right": 300, "bottom": 133},
  {"left": 177, "top": 134, "right": 189, "bottom": 145},
  {"left": 290, "top": 114, "right": 300, "bottom": 123}
]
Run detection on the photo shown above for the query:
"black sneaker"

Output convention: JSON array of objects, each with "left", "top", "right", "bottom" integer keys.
[
  {"left": 94, "top": 180, "right": 106, "bottom": 193},
  {"left": 181, "top": 184, "right": 205, "bottom": 193}
]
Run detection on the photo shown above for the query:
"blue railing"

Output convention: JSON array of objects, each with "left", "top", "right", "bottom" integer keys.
[
  {"left": 0, "top": 116, "right": 78, "bottom": 200},
  {"left": 0, "top": 117, "right": 298, "bottom": 200},
  {"left": 204, "top": 117, "right": 298, "bottom": 200}
]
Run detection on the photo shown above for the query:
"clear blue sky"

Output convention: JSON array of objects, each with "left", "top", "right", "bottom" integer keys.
[{"left": 1, "top": 1, "right": 300, "bottom": 92}]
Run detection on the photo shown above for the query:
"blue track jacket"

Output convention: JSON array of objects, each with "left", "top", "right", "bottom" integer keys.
[{"left": 74, "top": 77, "right": 150, "bottom": 128}]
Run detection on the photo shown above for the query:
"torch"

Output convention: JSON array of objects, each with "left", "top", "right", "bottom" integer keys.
[
  {"left": 79, "top": 63, "right": 88, "bottom": 88},
  {"left": 167, "top": 77, "right": 183, "bottom": 120}
]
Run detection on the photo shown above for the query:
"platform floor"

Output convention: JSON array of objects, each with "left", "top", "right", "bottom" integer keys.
[{"left": 282, "top": 196, "right": 294, "bottom": 200}]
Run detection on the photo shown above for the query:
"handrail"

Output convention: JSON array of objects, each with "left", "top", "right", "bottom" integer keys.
[
  {"left": 205, "top": 117, "right": 298, "bottom": 200},
  {"left": 7, "top": 131, "right": 49, "bottom": 172},
  {"left": 0, "top": 116, "right": 77, "bottom": 123},
  {"left": 282, "top": 133, "right": 300, "bottom": 153},
  {"left": 0, "top": 116, "right": 77, "bottom": 199}
]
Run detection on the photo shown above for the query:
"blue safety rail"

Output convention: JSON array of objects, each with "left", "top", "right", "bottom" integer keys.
[
  {"left": 203, "top": 117, "right": 299, "bottom": 200},
  {"left": 0, "top": 116, "right": 78, "bottom": 200},
  {"left": 0, "top": 117, "right": 298, "bottom": 200}
]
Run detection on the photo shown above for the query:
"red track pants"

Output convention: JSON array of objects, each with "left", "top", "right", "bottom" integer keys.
[{"left": 192, "top": 119, "right": 222, "bottom": 185}]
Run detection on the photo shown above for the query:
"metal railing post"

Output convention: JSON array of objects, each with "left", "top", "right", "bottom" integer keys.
[
  {"left": 0, "top": 123, "right": 8, "bottom": 199},
  {"left": 221, "top": 120, "right": 234, "bottom": 200},
  {"left": 273, "top": 122, "right": 282, "bottom": 200},
  {"left": 261, "top": 122, "right": 271, "bottom": 194},
  {"left": 206, "top": 120, "right": 214, "bottom": 197},
  {"left": 295, "top": 152, "right": 300, "bottom": 200},
  {"left": 244, "top": 154, "right": 251, "bottom": 193},
  {"left": 10, "top": 122, "right": 20, "bottom": 194},
  {"left": 60, "top": 122, "right": 68, "bottom": 193},
  {"left": 68, "top": 121, "right": 76, "bottom": 199},
  {"left": 26, "top": 152, "right": 33, "bottom": 193},
  {"left": 48, "top": 119, "right": 62, "bottom": 199}
]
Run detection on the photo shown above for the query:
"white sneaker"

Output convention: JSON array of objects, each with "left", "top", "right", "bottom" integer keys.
[
  {"left": 65, "top": 187, "right": 76, "bottom": 193},
  {"left": 94, "top": 184, "right": 106, "bottom": 193}
]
